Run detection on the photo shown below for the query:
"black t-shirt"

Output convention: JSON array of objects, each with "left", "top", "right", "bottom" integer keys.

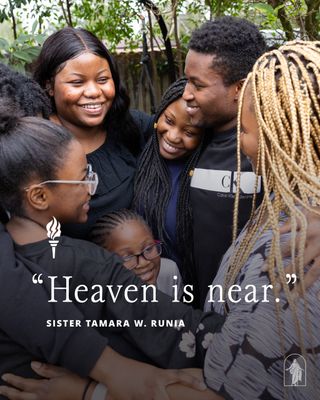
[
  {"left": 62, "top": 110, "right": 154, "bottom": 239},
  {"left": 191, "top": 127, "right": 263, "bottom": 307}
]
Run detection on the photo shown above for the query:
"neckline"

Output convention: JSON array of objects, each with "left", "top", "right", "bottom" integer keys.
[{"left": 207, "top": 126, "right": 237, "bottom": 143}]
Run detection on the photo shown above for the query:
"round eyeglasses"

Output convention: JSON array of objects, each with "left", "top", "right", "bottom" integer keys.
[
  {"left": 24, "top": 164, "right": 99, "bottom": 196},
  {"left": 122, "top": 241, "right": 162, "bottom": 270}
]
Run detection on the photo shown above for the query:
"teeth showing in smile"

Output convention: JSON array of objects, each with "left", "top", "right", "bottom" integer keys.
[
  {"left": 81, "top": 104, "right": 102, "bottom": 109},
  {"left": 163, "top": 139, "right": 181, "bottom": 153}
]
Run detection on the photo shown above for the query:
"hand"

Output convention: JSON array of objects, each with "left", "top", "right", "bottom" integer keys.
[
  {"left": 91, "top": 347, "right": 206, "bottom": 400},
  {"left": 0, "top": 362, "right": 88, "bottom": 400}
]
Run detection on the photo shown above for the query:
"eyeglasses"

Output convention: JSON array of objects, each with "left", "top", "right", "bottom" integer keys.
[
  {"left": 122, "top": 241, "right": 162, "bottom": 270},
  {"left": 24, "top": 164, "right": 99, "bottom": 195}
]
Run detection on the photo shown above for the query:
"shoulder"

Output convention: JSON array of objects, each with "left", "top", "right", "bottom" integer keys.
[
  {"left": 60, "top": 236, "right": 123, "bottom": 268},
  {"left": 130, "top": 109, "right": 155, "bottom": 145}
]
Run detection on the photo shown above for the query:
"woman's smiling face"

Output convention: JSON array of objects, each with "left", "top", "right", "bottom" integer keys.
[
  {"left": 49, "top": 52, "right": 115, "bottom": 131},
  {"left": 157, "top": 98, "right": 203, "bottom": 160}
]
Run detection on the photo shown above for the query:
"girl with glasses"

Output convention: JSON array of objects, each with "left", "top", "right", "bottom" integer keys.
[{"left": 90, "top": 209, "right": 182, "bottom": 297}]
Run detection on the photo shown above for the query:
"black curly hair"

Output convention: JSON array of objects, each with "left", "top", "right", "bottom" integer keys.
[
  {"left": 189, "top": 16, "right": 267, "bottom": 85},
  {"left": 0, "top": 63, "right": 51, "bottom": 118},
  {"left": 134, "top": 77, "right": 203, "bottom": 287},
  {"left": 33, "top": 27, "right": 141, "bottom": 155}
]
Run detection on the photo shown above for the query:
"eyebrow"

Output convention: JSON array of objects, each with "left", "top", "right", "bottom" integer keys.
[
  {"left": 67, "top": 68, "right": 110, "bottom": 77},
  {"left": 165, "top": 109, "right": 176, "bottom": 118}
]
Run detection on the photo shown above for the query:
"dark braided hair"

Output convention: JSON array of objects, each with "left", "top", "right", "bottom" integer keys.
[
  {"left": 189, "top": 17, "right": 266, "bottom": 85},
  {"left": 0, "top": 63, "right": 51, "bottom": 118},
  {"left": 133, "top": 77, "right": 203, "bottom": 286},
  {"left": 33, "top": 27, "right": 141, "bottom": 156},
  {"left": 90, "top": 209, "right": 150, "bottom": 248}
]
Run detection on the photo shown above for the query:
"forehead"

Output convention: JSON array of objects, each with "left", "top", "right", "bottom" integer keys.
[
  {"left": 111, "top": 219, "right": 153, "bottom": 242},
  {"left": 57, "top": 140, "right": 87, "bottom": 178},
  {"left": 184, "top": 50, "right": 223, "bottom": 83},
  {"left": 57, "top": 52, "right": 111, "bottom": 75},
  {"left": 163, "top": 98, "right": 187, "bottom": 116}
]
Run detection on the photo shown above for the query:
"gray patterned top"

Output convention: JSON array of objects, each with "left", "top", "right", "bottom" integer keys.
[{"left": 203, "top": 218, "right": 320, "bottom": 400}]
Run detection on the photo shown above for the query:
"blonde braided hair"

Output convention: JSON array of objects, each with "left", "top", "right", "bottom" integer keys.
[{"left": 227, "top": 41, "right": 320, "bottom": 357}]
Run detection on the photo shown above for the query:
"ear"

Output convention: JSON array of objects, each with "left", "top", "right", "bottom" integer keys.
[
  {"left": 45, "top": 79, "right": 54, "bottom": 97},
  {"left": 234, "top": 79, "right": 246, "bottom": 100},
  {"left": 26, "top": 186, "right": 49, "bottom": 211}
]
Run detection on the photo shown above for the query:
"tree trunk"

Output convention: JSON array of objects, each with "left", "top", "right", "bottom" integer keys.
[
  {"left": 148, "top": 10, "right": 161, "bottom": 106},
  {"left": 66, "top": 0, "right": 73, "bottom": 27},
  {"left": 139, "top": 0, "right": 176, "bottom": 83},
  {"left": 8, "top": 0, "right": 17, "bottom": 40},
  {"left": 305, "top": 0, "right": 320, "bottom": 40},
  {"left": 267, "top": 0, "right": 295, "bottom": 40},
  {"left": 171, "top": 0, "right": 183, "bottom": 77}
]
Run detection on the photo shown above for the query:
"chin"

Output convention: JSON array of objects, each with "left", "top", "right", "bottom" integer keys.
[{"left": 77, "top": 215, "right": 89, "bottom": 224}]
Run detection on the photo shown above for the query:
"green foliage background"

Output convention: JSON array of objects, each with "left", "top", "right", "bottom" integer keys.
[{"left": 0, "top": 0, "right": 319, "bottom": 71}]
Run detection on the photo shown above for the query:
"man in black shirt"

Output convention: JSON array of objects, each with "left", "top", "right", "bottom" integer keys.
[{"left": 183, "top": 17, "right": 267, "bottom": 307}]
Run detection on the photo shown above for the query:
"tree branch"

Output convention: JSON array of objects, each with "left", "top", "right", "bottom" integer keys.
[{"left": 139, "top": 0, "right": 176, "bottom": 83}]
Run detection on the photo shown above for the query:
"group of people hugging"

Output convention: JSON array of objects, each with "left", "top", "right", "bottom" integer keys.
[{"left": 0, "top": 15, "right": 319, "bottom": 400}]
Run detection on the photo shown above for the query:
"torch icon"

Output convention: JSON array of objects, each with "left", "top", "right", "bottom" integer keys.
[{"left": 46, "top": 217, "right": 61, "bottom": 259}]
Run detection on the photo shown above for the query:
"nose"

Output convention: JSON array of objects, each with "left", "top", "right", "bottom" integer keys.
[
  {"left": 83, "top": 81, "right": 101, "bottom": 98},
  {"left": 182, "top": 81, "right": 194, "bottom": 101},
  {"left": 166, "top": 128, "right": 181, "bottom": 144},
  {"left": 135, "top": 255, "right": 151, "bottom": 269}
]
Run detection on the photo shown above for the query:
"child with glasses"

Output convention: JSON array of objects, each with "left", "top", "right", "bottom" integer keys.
[{"left": 90, "top": 209, "right": 183, "bottom": 297}]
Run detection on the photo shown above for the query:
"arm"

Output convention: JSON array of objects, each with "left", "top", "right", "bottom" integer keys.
[
  {"left": 0, "top": 226, "right": 108, "bottom": 377},
  {"left": 166, "top": 369, "right": 224, "bottom": 400},
  {"left": 0, "top": 358, "right": 208, "bottom": 400}
]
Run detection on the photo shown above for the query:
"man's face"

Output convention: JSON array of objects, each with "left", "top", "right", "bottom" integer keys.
[{"left": 183, "top": 50, "right": 240, "bottom": 132}]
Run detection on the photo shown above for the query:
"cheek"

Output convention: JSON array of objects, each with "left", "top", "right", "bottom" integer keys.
[
  {"left": 104, "top": 82, "right": 116, "bottom": 100},
  {"left": 153, "top": 257, "right": 161, "bottom": 273},
  {"left": 184, "top": 137, "right": 201, "bottom": 151},
  {"left": 157, "top": 129, "right": 166, "bottom": 144},
  {"left": 55, "top": 89, "right": 78, "bottom": 107}
]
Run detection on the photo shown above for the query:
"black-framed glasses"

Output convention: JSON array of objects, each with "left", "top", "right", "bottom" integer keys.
[
  {"left": 24, "top": 164, "right": 99, "bottom": 196},
  {"left": 122, "top": 241, "right": 162, "bottom": 270}
]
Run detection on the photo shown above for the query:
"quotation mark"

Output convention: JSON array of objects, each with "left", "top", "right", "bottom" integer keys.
[
  {"left": 275, "top": 273, "right": 298, "bottom": 303},
  {"left": 32, "top": 274, "right": 43, "bottom": 284},
  {"left": 286, "top": 273, "right": 297, "bottom": 285}
]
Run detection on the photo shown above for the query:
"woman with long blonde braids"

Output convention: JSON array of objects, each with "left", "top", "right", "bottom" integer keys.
[{"left": 203, "top": 41, "right": 320, "bottom": 400}]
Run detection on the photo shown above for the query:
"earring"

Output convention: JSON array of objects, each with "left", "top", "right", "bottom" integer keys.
[{"left": 154, "top": 122, "right": 158, "bottom": 129}]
